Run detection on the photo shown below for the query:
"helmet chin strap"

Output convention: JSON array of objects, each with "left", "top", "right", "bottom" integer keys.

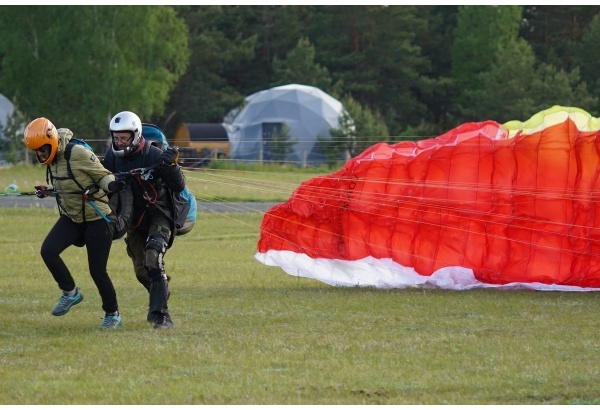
[
  {"left": 130, "top": 136, "right": 146, "bottom": 155},
  {"left": 114, "top": 136, "right": 146, "bottom": 157}
]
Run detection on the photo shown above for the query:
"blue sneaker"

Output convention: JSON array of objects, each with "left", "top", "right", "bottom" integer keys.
[
  {"left": 99, "top": 312, "right": 122, "bottom": 329},
  {"left": 51, "top": 288, "right": 83, "bottom": 316}
]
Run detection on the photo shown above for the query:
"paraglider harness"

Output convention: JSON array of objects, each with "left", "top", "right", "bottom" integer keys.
[
  {"left": 44, "top": 138, "right": 133, "bottom": 240},
  {"left": 115, "top": 163, "right": 161, "bottom": 230},
  {"left": 109, "top": 141, "right": 189, "bottom": 237}
]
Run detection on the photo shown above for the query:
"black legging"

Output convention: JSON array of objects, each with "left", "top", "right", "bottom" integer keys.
[{"left": 41, "top": 215, "right": 118, "bottom": 313}]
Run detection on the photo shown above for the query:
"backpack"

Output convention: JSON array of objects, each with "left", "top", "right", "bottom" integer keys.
[
  {"left": 175, "top": 187, "right": 196, "bottom": 235},
  {"left": 58, "top": 138, "right": 133, "bottom": 240},
  {"left": 142, "top": 123, "right": 196, "bottom": 236}
]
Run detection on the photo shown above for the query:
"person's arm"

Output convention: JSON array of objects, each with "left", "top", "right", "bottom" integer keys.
[
  {"left": 70, "top": 144, "right": 115, "bottom": 192},
  {"left": 156, "top": 146, "right": 186, "bottom": 193}
]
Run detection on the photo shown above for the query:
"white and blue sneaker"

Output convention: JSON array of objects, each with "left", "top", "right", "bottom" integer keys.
[
  {"left": 51, "top": 288, "right": 83, "bottom": 316},
  {"left": 99, "top": 312, "right": 122, "bottom": 329}
]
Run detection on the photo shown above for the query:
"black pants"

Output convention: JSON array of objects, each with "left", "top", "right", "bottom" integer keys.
[{"left": 40, "top": 215, "right": 118, "bottom": 313}]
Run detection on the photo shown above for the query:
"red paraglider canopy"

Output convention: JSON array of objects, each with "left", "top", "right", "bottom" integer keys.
[{"left": 255, "top": 106, "right": 600, "bottom": 291}]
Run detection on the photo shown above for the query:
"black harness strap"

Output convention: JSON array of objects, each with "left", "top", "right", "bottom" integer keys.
[{"left": 47, "top": 143, "right": 103, "bottom": 221}]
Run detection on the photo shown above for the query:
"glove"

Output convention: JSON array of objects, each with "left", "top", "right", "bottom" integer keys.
[
  {"left": 35, "top": 185, "right": 50, "bottom": 198},
  {"left": 159, "top": 146, "right": 179, "bottom": 166},
  {"left": 108, "top": 180, "right": 126, "bottom": 193}
]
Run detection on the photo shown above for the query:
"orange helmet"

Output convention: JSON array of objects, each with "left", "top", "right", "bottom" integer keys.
[{"left": 23, "top": 118, "right": 59, "bottom": 165}]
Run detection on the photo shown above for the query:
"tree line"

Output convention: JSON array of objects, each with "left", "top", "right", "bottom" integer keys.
[{"left": 1, "top": 5, "right": 600, "bottom": 161}]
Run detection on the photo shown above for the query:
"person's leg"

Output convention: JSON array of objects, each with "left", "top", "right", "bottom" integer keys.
[
  {"left": 41, "top": 215, "right": 82, "bottom": 291},
  {"left": 125, "top": 229, "right": 151, "bottom": 291},
  {"left": 84, "top": 219, "right": 118, "bottom": 313},
  {"left": 40, "top": 215, "right": 85, "bottom": 315},
  {"left": 145, "top": 214, "right": 173, "bottom": 328}
]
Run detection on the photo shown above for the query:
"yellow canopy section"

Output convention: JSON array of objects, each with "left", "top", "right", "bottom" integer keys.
[{"left": 502, "top": 105, "right": 600, "bottom": 138}]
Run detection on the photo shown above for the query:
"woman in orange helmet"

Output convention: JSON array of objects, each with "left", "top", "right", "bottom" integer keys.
[{"left": 23, "top": 117, "right": 125, "bottom": 329}]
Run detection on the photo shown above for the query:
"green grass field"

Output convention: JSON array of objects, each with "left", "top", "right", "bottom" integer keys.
[{"left": 2, "top": 165, "right": 600, "bottom": 404}]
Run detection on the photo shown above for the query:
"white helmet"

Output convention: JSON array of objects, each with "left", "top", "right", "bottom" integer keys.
[{"left": 109, "top": 111, "right": 142, "bottom": 157}]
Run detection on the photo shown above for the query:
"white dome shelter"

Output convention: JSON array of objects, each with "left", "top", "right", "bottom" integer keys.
[
  {"left": 224, "top": 84, "right": 347, "bottom": 165},
  {"left": 0, "top": 93, "right": 14, "bottom": 139}
]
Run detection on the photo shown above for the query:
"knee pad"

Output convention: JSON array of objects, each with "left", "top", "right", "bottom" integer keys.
[{"left": 145, "top": 235, "right": 168, "bottom": 271}]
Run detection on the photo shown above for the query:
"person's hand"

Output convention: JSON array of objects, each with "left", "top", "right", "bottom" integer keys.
[
  {"left": 108, "top": 180, "right": 126, "bottom": 193},
  {"left": 35, "top": 185, "right": 50, "bottom": 198},
  {"left": 159, "top": 146, "right": 179, "bottom": 166}
]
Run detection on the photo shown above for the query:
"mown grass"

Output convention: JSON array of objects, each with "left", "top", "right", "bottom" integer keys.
[{"left": 2, "top": 166, "right": 600, "bottom": 404}]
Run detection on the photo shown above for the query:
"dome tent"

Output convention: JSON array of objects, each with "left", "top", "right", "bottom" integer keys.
[
  {"left": 0, "top": 93, "right": 14, "bottom": 140},
  {"left": 224, "top": 84, "right": 348, "bottom": 165}
]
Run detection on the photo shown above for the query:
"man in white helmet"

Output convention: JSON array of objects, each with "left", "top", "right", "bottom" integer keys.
[{"left": 102, "top": 111, "right": 188, "bottom": 330}]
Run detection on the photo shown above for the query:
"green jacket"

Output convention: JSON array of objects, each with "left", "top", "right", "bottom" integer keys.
[{"left": 47, "top": 128, "right": 115, "bottom": 223}]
